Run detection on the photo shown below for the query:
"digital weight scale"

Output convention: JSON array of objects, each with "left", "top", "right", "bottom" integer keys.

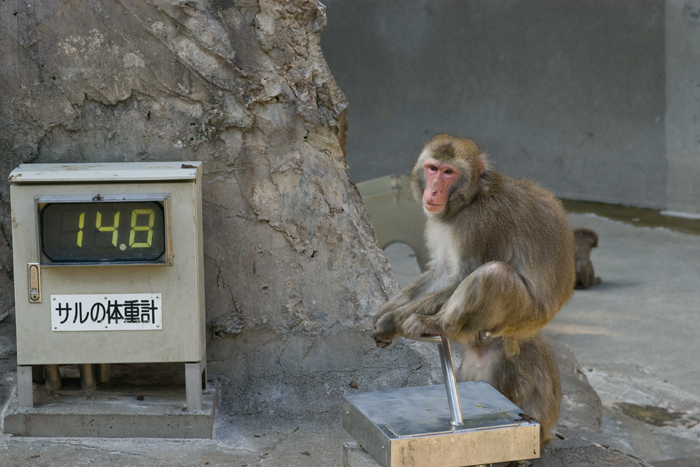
[
  {"left": 342, "top": 336, "right": 541, "bottom": 467},
  {"left": 6, "top": 162, "right": 213, "bottom": 437}
]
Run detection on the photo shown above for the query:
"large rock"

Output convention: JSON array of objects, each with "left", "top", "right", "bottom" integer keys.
[
  {"left": 0, "top": 0, "right": 436, "bottom": 415},
  {"left": 549, "top": 336, "right": 603, "bottom": 433}
]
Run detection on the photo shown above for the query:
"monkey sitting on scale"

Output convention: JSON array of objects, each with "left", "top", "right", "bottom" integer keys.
[{"left": 372, "top": 134, "right": 576, "bottom": 444}]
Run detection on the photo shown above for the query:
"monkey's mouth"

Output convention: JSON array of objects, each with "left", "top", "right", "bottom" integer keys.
[{"left": 424, "top": 202, "right": 445, "bottom": 212}]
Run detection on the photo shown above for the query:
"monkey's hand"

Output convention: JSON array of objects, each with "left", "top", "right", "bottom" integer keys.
[{"left": 372, "top": 312, "right": 397, "bottom": 348}]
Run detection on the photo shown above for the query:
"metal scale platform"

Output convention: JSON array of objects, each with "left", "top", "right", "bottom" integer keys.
[{"left": 342, "top": 336, "right": 540, "bottom": 467}]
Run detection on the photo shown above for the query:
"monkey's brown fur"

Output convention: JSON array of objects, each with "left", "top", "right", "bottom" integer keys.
[
  {"left": 460, "top": 333, "right": 561, "bottom": 444},
  {"left": 372, "top": 134, "right": 575, "bottom": 443},
  {"left": 574, "top": 228, "right": 602, "bottom": 289}
]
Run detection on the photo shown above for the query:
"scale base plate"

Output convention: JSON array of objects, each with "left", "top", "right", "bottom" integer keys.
[{"left": 342, "top": 381, "right": 539, "bottom": 467}]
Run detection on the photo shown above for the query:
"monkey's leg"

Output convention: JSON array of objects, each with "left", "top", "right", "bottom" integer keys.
[
  {"left": 408, "top": 261, "right": 548, "bottom": 343},
  {"left": 458, "top": 334, "right": 561, "bottom": 445},
  {"left": 498, "top": 335, "right": 561, "bottom": 444}
]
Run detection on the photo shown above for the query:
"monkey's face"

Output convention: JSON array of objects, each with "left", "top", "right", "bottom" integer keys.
[{"left": 422, "top": 158, "right": 460, "bottom": 213}]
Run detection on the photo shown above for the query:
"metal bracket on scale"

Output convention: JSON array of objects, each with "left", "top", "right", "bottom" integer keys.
[{"left": 342, "top": 336, "right": 540, "bottom": 467}]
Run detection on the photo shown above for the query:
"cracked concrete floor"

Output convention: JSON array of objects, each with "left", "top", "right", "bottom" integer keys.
[
  {"left": 0, "top": 410, "right": 353, "bottom": 466},
  {"left": 547, "top": 213, "right": 700, "bottom": 465}
]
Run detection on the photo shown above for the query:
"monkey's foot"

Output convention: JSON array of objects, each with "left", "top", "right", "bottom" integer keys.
[
  {"left": 516, "top": 413, "right": 537, "bottom": 423},
  {"left": 372, "top": 312, "right": 399, "bottom": 347},
  {"left": 372, "top": 325, "right": 394, "bottom": 347}
]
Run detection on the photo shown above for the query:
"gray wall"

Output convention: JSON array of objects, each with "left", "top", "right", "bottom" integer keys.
[
  {"left": 666, "top": 1, "right": 700, "bottom": 215},
  {"left": 322, "top": 0, "right": 700, "bottom": 214}
]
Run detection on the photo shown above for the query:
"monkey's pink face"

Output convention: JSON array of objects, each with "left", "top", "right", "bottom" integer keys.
[{"left": 423, "top": 158, "right": 460, "bottom": 213}]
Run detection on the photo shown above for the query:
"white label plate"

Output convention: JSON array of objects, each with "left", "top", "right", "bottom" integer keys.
[{"left": 50, "top": 294, "right": 162, "bottom": 331}]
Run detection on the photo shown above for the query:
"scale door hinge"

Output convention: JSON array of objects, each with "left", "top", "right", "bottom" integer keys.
[{"left": 28, "top": 263, "right": 41, "bottom": 303}]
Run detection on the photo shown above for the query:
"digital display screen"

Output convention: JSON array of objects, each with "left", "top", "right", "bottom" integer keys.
[{"left": 41, "top": 201, "right": 166, "bottom": 263}]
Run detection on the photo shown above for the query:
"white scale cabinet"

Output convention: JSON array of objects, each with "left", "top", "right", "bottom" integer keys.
[{"left": 9, "top": 162, "right": 207, "bottom": 410}]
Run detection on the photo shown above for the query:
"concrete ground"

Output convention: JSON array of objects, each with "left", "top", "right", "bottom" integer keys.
[
  {"left": 549, "top": 212, "right": 700, "bottom": 465},
  {"left": 0, "top": 208, "right": 697, "bottom": 466}
]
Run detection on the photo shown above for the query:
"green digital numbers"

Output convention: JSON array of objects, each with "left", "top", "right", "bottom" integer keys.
[
  {"left": 96, "top": 211, "right": 120, "bottom": 246},
  {"left": 129, "top": 209, "right": 155, "bottom": 248},
  {"left": 43, "top": 201, "right": 165, "bottom": 263},
  {"left": 76, "top": 212, "right": 85, "bottom": 247}
]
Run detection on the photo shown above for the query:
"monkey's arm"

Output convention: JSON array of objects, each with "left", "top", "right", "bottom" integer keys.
[{"left": 383, "top": 269, "right": 445, "bottom": 307}]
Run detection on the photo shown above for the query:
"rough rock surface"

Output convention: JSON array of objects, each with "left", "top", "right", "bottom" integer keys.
[
  {"left": 550, "top": 337, "right": 604, "bottom": 433},
  {"left": 0, "top": 0, "right": 438, "bottom": 415}
]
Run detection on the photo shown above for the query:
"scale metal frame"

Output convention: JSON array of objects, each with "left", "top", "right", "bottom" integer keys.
[{"left": 342, "top": 337, "right": 540, "bottom": 467}]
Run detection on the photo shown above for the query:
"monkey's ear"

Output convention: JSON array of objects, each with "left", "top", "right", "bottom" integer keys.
[{"left": 478, "top": 158, "right": 485, "bottom": 175}]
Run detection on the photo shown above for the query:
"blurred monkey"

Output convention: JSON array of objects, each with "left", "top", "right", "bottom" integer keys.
[{"left": 573, "top": 228, "right": 602, "bottom": 289}]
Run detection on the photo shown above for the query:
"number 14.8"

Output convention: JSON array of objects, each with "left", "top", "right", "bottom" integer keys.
[{"left": 70, "top": 209, "right": 155, "bottom": 249}]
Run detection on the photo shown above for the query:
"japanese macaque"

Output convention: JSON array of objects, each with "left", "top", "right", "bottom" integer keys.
[
  {"left": 574, "top": 228, "right": 601, "bottom": 289},
  {"left": 372, "top": 134, "right": 575, "bottom": 442}
]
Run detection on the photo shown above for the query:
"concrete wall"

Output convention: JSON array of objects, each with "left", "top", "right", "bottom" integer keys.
[
  {"left": 666, "top": 1, "right": 700, "bottom": 215},
  {"left": 322, "top": 0, "right": 700, "bottom": 214}
]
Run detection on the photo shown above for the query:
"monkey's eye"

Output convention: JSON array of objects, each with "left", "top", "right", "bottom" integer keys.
[
  {"left": 444, "top": 169, "right": 453, "bottom": 175},
  {"left": 429, "top": 165, "right": 438, "bottom": 172}
]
